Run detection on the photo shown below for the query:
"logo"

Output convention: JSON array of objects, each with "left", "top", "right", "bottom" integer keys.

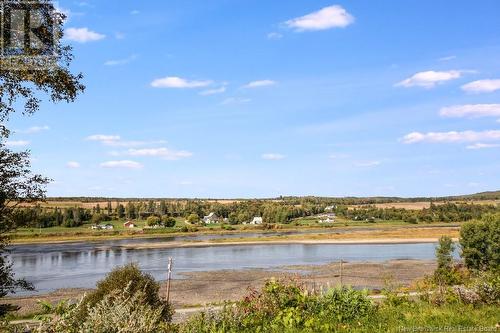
[{"left": 1, "top": 0, "right": 58, "bottom": 70}]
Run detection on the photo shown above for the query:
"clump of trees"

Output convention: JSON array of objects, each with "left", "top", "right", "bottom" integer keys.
[{"left": 342, "top": 202, "right": 499, "bottom": 223}]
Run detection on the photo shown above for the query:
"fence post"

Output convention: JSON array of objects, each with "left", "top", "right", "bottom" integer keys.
[
  {"left": 340, "top": 259, "right": 343, "bottom": 287},
  {"left": 166, "top": 257, "right": 173, "bottom": 303}
]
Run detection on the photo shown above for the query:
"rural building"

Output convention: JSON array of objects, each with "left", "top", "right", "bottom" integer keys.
[
  {"left": 250, "top": 217, "right": 263, "bottom": 225},
  {"left": 203, "top": 212, "right": 220, "bottom": 224},
  {"left": 123, "top": 221, "right": 136, "bottom": 228}
]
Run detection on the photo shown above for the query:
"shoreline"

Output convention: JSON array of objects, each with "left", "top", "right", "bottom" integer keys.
[
  {"left": 117, "top": 237, "right": 451, "bottom": 250},
  {"left": 9, "top": 223, "right": 460, "bottom": 246}
]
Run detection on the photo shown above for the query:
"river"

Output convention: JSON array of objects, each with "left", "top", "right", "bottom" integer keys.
[{"left": 8, "top": 234, "right": 443, "bottom": 295}]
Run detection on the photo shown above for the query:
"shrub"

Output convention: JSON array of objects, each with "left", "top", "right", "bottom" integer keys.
[
  {"left": 38, "top": 285, "right": 171, "bottom": 333},
  {"left": 181, "top": 280, "right": 374, "bottom": 332},
  {"left": 76, "top": 264, "right": 173, "bottom": 322}
]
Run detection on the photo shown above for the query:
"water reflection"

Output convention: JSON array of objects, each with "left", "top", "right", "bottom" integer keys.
[{"left": 8, "top": 240, "right": 443, "bottom": 295}]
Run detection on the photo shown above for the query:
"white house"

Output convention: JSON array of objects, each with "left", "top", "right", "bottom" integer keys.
[
  {"left": 250, "top": 217, "right": 263, "bottom": 225},
  {"left": 203, "top": 212, "right": 220, "bottom": 224},
  {"left": 319, "top": 217, "right": 335, "bottom": 224}
]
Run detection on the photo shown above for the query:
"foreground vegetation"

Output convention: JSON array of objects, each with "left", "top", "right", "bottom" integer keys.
[{"left": 1, "top": 214, "right": 498, "bottom": 332}]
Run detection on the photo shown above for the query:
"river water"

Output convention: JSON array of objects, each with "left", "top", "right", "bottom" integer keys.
[{"left": 8, "top": 232, "right": 442, "bottom": 295}]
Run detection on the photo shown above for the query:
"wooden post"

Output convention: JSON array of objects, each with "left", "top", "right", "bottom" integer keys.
[
  {"left": 340, "top": 259, "right": 343, "bottom": 287},
  {"left": 166, "top": 257, "right": 173, "bottom": 303}
]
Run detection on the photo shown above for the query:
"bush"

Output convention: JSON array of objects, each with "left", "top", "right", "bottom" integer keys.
[
  {"left": 76, "top": 264, "right": 173, "bottom": 322},
  {"left": 38, "top": 285, "right": 171, "bottom": 333},
  {"left": 181, "top": 279, "right": 375, "bottom": 332}
]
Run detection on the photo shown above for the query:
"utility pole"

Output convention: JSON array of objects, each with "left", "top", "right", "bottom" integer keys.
[{"left": 166, "top": 257, "right": 173, "bottom": 303}]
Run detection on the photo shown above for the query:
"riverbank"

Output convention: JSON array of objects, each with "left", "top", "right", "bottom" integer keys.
[
  {"left": 94, "top": 226, "right": 460, "bottom": 250},
  {"left": 9, "top": 223, "right": 460, "bottom": 246},
  {"left": 1, "top": 259, "right": 437, "bottom": 320}
]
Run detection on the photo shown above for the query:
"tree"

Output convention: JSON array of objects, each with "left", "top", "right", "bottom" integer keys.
[
  {"left": 146, "top": 216, "right": 161, "bottom": 227},
  {"left": 0, "top": 145, "right": 48, "bottom": 315},
  {"left": 433, "top": 236, "right": 456, "bottom": 285},
  {"left": 460, "top": 214, "right": 500, "bottom": 272},
  {"left": 116, "top": 204, "right": 125, "bottom": 218},
  {"left": 162, "top": 216, "right": 176, "bottom": 228},
  {"left": 0, "top": 0, "right": 85, "bottom": 137},
  {"left": 186, "top": 213, "right": 199, "bottom": 224},
  {"left": 0, "top": 0, "right": 84, "bottom": 315}
]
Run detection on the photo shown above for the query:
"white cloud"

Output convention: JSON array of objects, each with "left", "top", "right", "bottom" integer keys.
[
  {"left": 16, "top": 125, "right": 50, "bottom": 134},
  {"left": 65, "top": 27, "right": 105, "bottom": 43},
  {"left": 86, "top": 135, "right": 166, "bottom": 148},
  {"left": 127, "top": 147, "right": 193, "bottom": 160},
  {"left": 461, "top": 79, "right": 500, "bottom": 93},
  {"left": 179, "top": 181, "right": 194, "bottom": 186},
  {"left": 151, "top": 76, "right": 212, "bottom": 89},
  {"left": 66, "top": 161, "right": 81, "bottom": 168},
  {"left": 243, "top": 80, "right": 276, "bottom": 88},
  {"left": 439, "top": 104, "right": 500, "bottom": 118},
  {"left": 402, "top": 130, "right": 500, "bottom": 144},
  {"left": 396, "top": 70, "right": 467, "bottom": 88},
  {"left": 100, "top": 160, "right": 143, "bottom": 169},
  {"left": 466, "top": 143, "right": 500, "bottom": 150},
  {"left": 262, "top": 153, "right": 285, "bottom": 160},
  {"left": 130, "top": 10, "right": 140, "bottom": 15},
  {"left": 285, "top": 5, "right": 354, "bottom": 31},
  {"left": 199, "top": 86, "right": 226, "bottom": 96},
  {"left": 4, "top": 140, "right": 30, "bottom": 147},
  {"left": 355, "top": 161, "right": 381, "bottom": 167},
  {"left": 221, "top": 97, "right": 251, "bottom": 105},
  {"left": 104, "top": 55, "right": 137, "bottom": 66},
  {"left": 438, "top": 55, "right": 456, "bottom": 62},
  {"left": 86, "top": 134, "right": 121, "bottom": 142},
  {"left": 267, "top": 32, "right": 283, "bottom": 40}
]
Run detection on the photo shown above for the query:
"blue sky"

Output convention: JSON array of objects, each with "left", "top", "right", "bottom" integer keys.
[{"left": 5, "top": 0, "right": 500, "bottom": 198}]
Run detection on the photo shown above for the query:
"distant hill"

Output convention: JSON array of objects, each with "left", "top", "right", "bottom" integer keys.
[{"left": 45, "top": 191, "right": 500, "bottom": 204}]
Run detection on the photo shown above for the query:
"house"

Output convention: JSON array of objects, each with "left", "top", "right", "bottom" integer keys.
[
  {"left": 325, "top": 205, "right": 336, "bottom": 212},
  {"left": 319, "top": 217, "right": 335, "bottom": 224},
  {"left": 317, "top": 213, "right": 336, "bottom": 219},
  {"left": 123, "top": 221, "right": 136, "bottom": 228},
  {"left": 250, "top": 217, "right": 263, "bottom": 225},
  {"left": 203, "top": 212, "right": 220, "bottom": 224}
]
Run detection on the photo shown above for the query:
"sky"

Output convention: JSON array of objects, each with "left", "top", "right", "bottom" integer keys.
[{"left": 4, "top": 0, "right": 500, "bottom": 198}]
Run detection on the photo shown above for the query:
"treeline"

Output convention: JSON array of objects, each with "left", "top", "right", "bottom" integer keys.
[
  {"left": 340, "top": 202, "right": 499, "bottom": 223},
  {"left": 12, "top": 199, "right": 499, "bottom": 228}
]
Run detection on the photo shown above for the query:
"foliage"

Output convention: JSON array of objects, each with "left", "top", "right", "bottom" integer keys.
[
  {"left": 146, "top": 216, "right": 161, "bottom": 227},
  {"left": 433, "top": 236, "right": 460, "bottom": 285},
  {"left": 181, "top": 280, "right": 375, "bottom": 332},
  {"left": 0, "top": 0, "right": 85, "bottom": 134},
  {"left": 37, "top": 285, "right": 171, "bottom": 333},
  {"left": 163, "top": 216, "right": 177, "bottom": 228},
  {"left": 181, "top": 279, "right": 500, "bottom": 333},
  {"left": 76, "top": 264, "right": 173, "bottom": 322},
  {"left": 460, "top": 213, "right": 500, "bottom": 272},
  {"left": 186, "top": 213, "right": 199, "bottom": 224}
]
